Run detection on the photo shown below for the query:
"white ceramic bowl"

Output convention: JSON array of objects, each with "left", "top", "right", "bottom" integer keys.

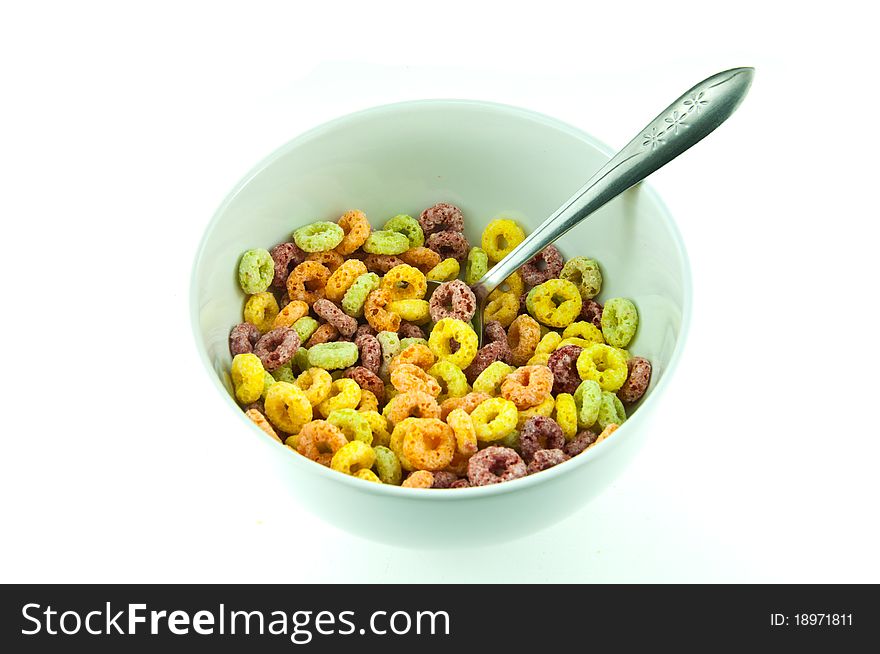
[{"left": 191, "top": 100, "right": 691, "bottom": 547}]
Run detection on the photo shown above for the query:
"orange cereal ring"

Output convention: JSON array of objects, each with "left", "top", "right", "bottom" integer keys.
[
  {"left": 402, "top": 470, "right": 434, "bottom": 488},
  {"left": 401, "top": 418, "right": 456, "bottom": 471},
  {"left": 507, "top": 314, "right": 542, "bottom": 366},
  {"left": 286, "top": 260, "right": 330, "bottom": 305},
  {"left": 399, "top": 247, "right": 441, "bottom": 274},
  {"left": 364, "top": 288, "right": 401, "bottom": 332},
  {"left": 245, "top": 408, "right": 281, "bottom": 442},
  {"left": 391, "top": 363, "right": 442, "bottom": 397},
  {"left": 500, "top": 365, "right": 554, "bottom": 409},
  {"left": 295, "top": 420, "right": 348, "bottom": 466},
  {"left": 305, "top": 322, "right": 339, "bottom": 347},
  {"left": 272, "top": 300, "right": 310, "bottom": 329},
  {"left": 383, "top": 390, "right": 441, "bottom": 425},
  {"left": 306, "top": 250, "right": 344, "bottom": 273},
  {"left": 446, "top": 407, "right": 478, "bottom": 456},
  {"left": 389, "top": 343, "right": 435, "bottom": 373},
  {"left": 325, "top": 259, "right": 369, "bottom": 302},
  {"left": 440, "top": 391, "right": 490, "bottom": 421},
  {"left": 335, "top": 209, "right": 371, "bottom": 256}
]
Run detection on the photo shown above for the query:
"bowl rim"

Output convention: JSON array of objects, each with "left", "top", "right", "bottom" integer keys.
[{"left": 190, "top": 98, "right": 693, "bottom": 500}]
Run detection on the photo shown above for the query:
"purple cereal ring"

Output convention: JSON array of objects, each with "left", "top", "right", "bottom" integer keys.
[
  {"left": 450, "top": 478, "right": 471, "bottom": 488},
  {"left": 253, "top": 327, "right": 300, "bottom": 371},
  {"left": 519, "top": 245, "right": 564, "bottom": 287},
  {"left": 429, "top": 280, "right": 477, "bottom": 323},
  {"left": 520, "top": 415, "right": 565, "bottom": 462},
  {"left": 463, "top": 340, "right": 509, "bottom": 384},
  {"left": 580, "top": 299, "right": 603, "bottom": 329},
  {"left": 527, "top": 448, "right": 570, "bottom": 474},
  {"left": 354, "top": 333, "right": 382, "bottom": 375},
  {"left": 418, "top": 202, "right": 465, "bottom": 237},
  {"left": 312, "top": 299, "right": 358, "bottom": 337},
  {"left": 344, "top": 366, "right": 385, "bottom": 404},
  {"left": 617, "top": 356, "right": 652, "bottom": 404},
  {"left": 484, "top": 320, "right": 507, "bottom": 345},
  {"left": 229, "top": 322, "right": 261, "bottom": 356},
  {"left": 363, "top": 254, "right": 406, "bottom": 274},
  {"left": 547, "top": 345, "right": 583, "bottom": 394},
  {"left": 398, "top": 322, "right": 426, "bottom": 339},
  {"left": 467, "top": 446, "right": 527, "bottom": 486},
  {"left": 270, "top": 242, "right": 306, "bottom": 289},
  {"left": 564, "top": 430, "right": 598, "bottom": 457},
  {"left": 355, "top": 323, "right": 377, "bottom": 338},
  {"left": 425, "top": 231, "right": 470, "bottom": 262},
  {"left": 431, "top": 471, "right": 459, "bottom": 489}
]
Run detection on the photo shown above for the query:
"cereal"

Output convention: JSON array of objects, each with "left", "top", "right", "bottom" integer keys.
[
  {"left": 472, "top": 361, "right": 516, "bottom": 396},
  {"left": 372, "top": 445, "right": 402, "bottom": 485},
  {"left": 489, "top": 271, "right": 525, "bottom": 301},
  {"left": 573, "top": 380, "right": 602, "bottom": 429},
  {"left": 383, "top": 390, "right": 441, "bottom": 425},
  {"left": 467, "top": 446, "right": 527, "bottom": 486},
  {"left": 327, "top": 408, "right": 373, "bottom": 445},
  {"left": 463, "top": 341, "right": 510, "bottom": 385},
  {"left": 501, "top": 365, "right": 554, "bottom": 409},
  {"left": 534, "top": 331, "right": 562, "bottom": 357},
  {"left": 401, "top": 418, "right": 456, "bottom": 470},
  {"left": 362, "top": 410, "right": 391, "bottom": 447},
  {"left": 483, "top": 292, "right": 519, "bottom": 328},
  {"left": 363, "top": 254, "right": 406, "bottom": 274},
  {"left": 341, "top": 272, "right": 381, "bottom": 318},
  {"left": 527, "top": 449, "right": 570, "bottom": 474},
  {"left": 580, "top": 299, "right": 604, "bottom": 328},
  {"left": 402, "top": 470, "right": 434, "bottom": 488},
  {"left": 440, "top": 391, "right": 491, "bottom": 421},
  {"left": 562, "top": 321, "right": 604, "bottom": 345},
  {"left": 430, "top": 471, "right": 459, "bottom": 489},
  {"left": 245, "top": 409, "right": 281, "bottom": 442},
  {"left": 427, "top": 360, "right": 469, "bottom": 401},
  {"left": 446, "top": 408, "right": 478, "bottom": 456},
  {"left": 470, "top": 397, "right": 518, "bottom": 442},
  {"left": 519, "top": 244, "right": 563, "bottom": 287},
  {"left": 253, "top": 327, "right": 301, "bottom": 372},
  {"left": 305, "top": 322, "right": 339, "bottom": 347},
  {"left": 547, "top": 344, "right": 583, "bottom": 394},
  {"left": 312, "top": 299, "right": 358, "bottom": 337},
  {"left": 484, "top": 320, "right": 508, "bottom": 346},
  {"left": 243, "top": 292, "right": 280, "bottom": 334},
  {"left": 355, "top": 323, "right": 377, "bottom": 338},
  {"left": 426, "top": 257, "right": 460, "bottom": 282},
  {"left": 317, "top": 378, "right": 362, "bottom": 418},
  {"left": 387, "top": 299, "right": 431, "bottom": 324},
  {"left": 481, "top": 219, "right": 525, "bottom": 263},
  {"left": 363, "top": 230, "right": 410, "bottom": 255},
  {"left": 391, "top": 363, "right": 442, "bottom": 397},
  {"left": 418, "top": 202, "right": 464, "bottom": 236},
  {"left": 354, "top": 469, "right": 381, "bottom": 483},
  {"left": 364, "top": 288, "right": 401, "bottom": 333},
  {"left": 292, "top": 421, "right": 345, "bottom": 466},
  {"left": 356, "top": 388, "right": 379, "bottom": 413},
  {"left": 273, "top": 300, "right": 309, "bottom": 329},
  {"left": 560, "top": 257, "right": 602, "bottom": 301},
  {"left": 520, "top": 415, "right": 565, "bottom": 461},
  {"left": 231, "top": 353, "right": 266, "bottom": 404},
  {"left": 564, "top": 429, "right": 598, "bottom": 456},
  {"left": 398, "top": 320, "right": 426, "bottom": 338},
  {"left": 306, "top": 250, "right": 344, "bottom": 273},
  {"left": 308, "top": 341, "right": 359, "bottom": 370},
  {"left": 425, "top": 230, "right": 470, "bottom": 261},
  {"left": 238, "top": 248, "right": 274, "bottom": 294},
  {"left": 382, "top": 264, "right": 427, "bottom": 301},
  {"left": 330, "top": 440, "right": 376, "bottom": 475},
  {"left": 399, "top": 247, "right": 441, "bottom": 274},
  {"left": 390, "top": 343, "right": 435, "bottom": 374},
  {"left": 269, "top": 242, "right": 306, "bottom": 289},
  {"left": 464, "top": 247, "right": 489, "bottom": 285},
  {"left": 335, "top": 210, "right": 371, "bottom": 256},
  {"left": 229, "top": 322, "right": 260, "bottom": 356},
  {"left": 295, "top": 367, "right": 333, "bottom": 406},
  {"left": 617, "top": 356, "right": 652, "bottom": 404},
  {"left": 292, "top": 346, "right": 310, "bottom": 374},
  {"left": 576, "top": 344, "right": 628, "bottom": 392},
  {"left": 594, "top": 422, "right": 619, "bottom": 445},
  {"left": 293, "top": 221, "right": 345, "bottom": 253},
  {"left": 525, "top": 279, "right": 582, "bottom": 328},
  {"left": 354, "top": 333, "right": 381, "bottom": 375},
  {"left": 286, "top": 260, "right": 330, "bottom": 305},
  {"left": 383, "top": 214, "right": 425, "bottom": 248},
  {"left": 554, "top": 393, "right": 578, "bottom": 440},
  {"left": 376, "top": 331, "right": 401, "bottom": 381},
  {"left": 507, "top": 314, "right": 541, "bottom": 366},
  {"left": 516, "top": 395, "right": 555, "bottom": 430},
  {"left": 428, "top": 318, "right": 478, "bottom": 369},
  {"left": 601, "top": 298, "right": 639, "bottom": 348},
  {"left": 265, "top": 382, "right": 313, "bottom": 434},
  {"left": 597, "top": 392, "right": 627, "bottom": 431},
  {"left": 399, "top": 337, "right": 428, "bottom": 351},
  {"left": 292, "top": 316, "right": 319, "bottom": 344},
  {"left": 325, "top": 259, "right": 369, "bottom": 302},
  {"left": 450, "top": 478, "right": 471, "bottom": 489},
  {"left": 428, "top": 280, "right": 476, "bottom": 323}
]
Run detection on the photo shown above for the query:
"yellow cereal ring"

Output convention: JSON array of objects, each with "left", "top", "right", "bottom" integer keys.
[
  {"left": 554, "top": 393, "right": 577, "bottom": 440},
  {"left": 483, "top": 292, "right": 519, "bottom": 328},
  {"left": 356, "top": 389, "right": 379, "bottom": 413},
  {"left": 427, "top": 360, "right": 469, "bottom": 401},
  {"left": 386, "top": 299, "right": 431, "bottom": 324},
  {"left": 576, "top": 344, "right": 628, "bottom": 392},
  {"left": 426, "top": 257, "right": 460, "bottom": 282},
  {"left": 446, "top": 408, "right": 477, "bottom": 456},
  {"left": 472, "top": 361, "right": 516, "bottom": 396},
  {"left": 361, "top": 410, "right": 392, "bottom": 447},
  {"left": 231, "top": 353, "right": 266, "bottom": 404},
  {"left": 294, "top": 367, "right": 333, "bottom": 407},
  {"left": 264, "top": 381, "right": 313, "bottom": 434},
  {"left": 355, "top": 468, "right": 382, "bottom": 483},
  {"left": 245, "top": 408, "right": 281, "bottom": 442},
  {"left": 481, "top": 218, "right": 525, "bottom": 263},
  {"left": 525, "top": 279, "right": 583, "bottom": 328},
  {"left": 488, "top": 271, "right": 524, "bottom": 301},
  {"left": 534, "top": 331, "right": 562, "bottom": 356},
  {"left": 470, "top": 397, "right": 518, "bottom": 442},
  {"left": 317, "top": 378, "right": 362, "bottom": 418},
  {"left": 325, "top": 259, "right": 369, "bottom": 302},
  {"left": 562, "top": 321, "right": 605, "bottom": 345},
  {"left": 516, "top": 395, "right": 555, "bottom": 430},
  {"left": 557, "top": 337, "right": 600, "bottom": 349},
  {"left": 330, "top": 440, "right": 376, "bottom": 476},
  {"left": 381, "top": 264, "right": 427, "bottom": 301},
  {"left": 243, "top": 292, "right": 279, "bottom": 334},
  {"left": 428, "top": 318, "right": 478, "bottom": 369}
]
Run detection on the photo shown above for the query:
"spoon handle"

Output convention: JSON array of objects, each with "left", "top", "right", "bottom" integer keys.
[{"left": 470, "top": 67, "right": 754, "bottom": 302}]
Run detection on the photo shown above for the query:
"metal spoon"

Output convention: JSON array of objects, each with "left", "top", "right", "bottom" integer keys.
[{"left": 426, "top": 67, "right": 753, "bottom": 345}]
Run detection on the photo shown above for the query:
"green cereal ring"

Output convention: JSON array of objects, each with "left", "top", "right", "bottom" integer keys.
[
  {"left": 292, "top": 316, "right": 319, "bottom": 344},
  {"left": 293, "top": 221, "right": 345, "bottom": 253},
  {"left": 308, "top": 342, "right": 359, "bottom": 370},
  {"left": 400, "top": 337, "right": 428, "bottom": 351},
  {"left": 601, "top": 298, "right": 639, "bottom": 348},
  {"left": 261, "top": 371, "right": 276, "bottom": 399},
  {"left": 497, "top": 429, "right": 521, "bottom": 451},
  {"left": 342, "top": 272, "right": 381, "bottom": 317},
  {"left": 293, "top": 346, "right": 310, "bottom": 373},
  {"left": 597, "top": 391, "right": 627, "bottom": 430},
  {"left": 238, "top": 249, "right": 274, "bottom": 294},
  {"left": 376, "top": 331, "right": 401, "bottom": 381},
  {"left": 271, "top": 361, "right": 297, "bottom": 383},
  {"left": 465, "top": 247, "right": 489, "bottom": 286},
  {"left": 372, "top": 445, "right": 402, "bottom": 485},
  {"left": 363, "top": 230, "right": 410, "bottom": 255},
  {"left": 560, "top": 257, "right": 603, "bottom": 301},
  {"left": 327, "top": 408, "right": 373, "bottom": 445},
  {"left": 383, "top": 214, "right": 425, "bottom": 249},
  {"left": 573, "top": 379, "right": 602, "bottom": 428}
]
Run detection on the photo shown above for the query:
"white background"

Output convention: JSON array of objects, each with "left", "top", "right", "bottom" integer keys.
[{"left": 2, "top": 1, "right": 878, "bottom": 583}]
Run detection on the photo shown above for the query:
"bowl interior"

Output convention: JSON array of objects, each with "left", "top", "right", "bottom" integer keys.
[{"left": 192, "top": 100, "right": 688, "bottom": 468}]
